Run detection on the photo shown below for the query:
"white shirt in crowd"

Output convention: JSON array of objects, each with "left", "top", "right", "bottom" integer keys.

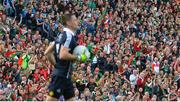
[
  {"left": 92, "top": 56, "right": 97, "bottom": 64},
  {"left": 152, "top": 61, "right": 160, "bottom": 75},
  {"left": 129, "top": 74, "right": 137, "bottom": 85},
  {"left": 104, "top": 43, "right": 111, "bottom": 54}
]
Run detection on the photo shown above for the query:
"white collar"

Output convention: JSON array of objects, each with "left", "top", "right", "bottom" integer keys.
[{"left": 63, "top": 27, "right": 75, "bottom": 36}]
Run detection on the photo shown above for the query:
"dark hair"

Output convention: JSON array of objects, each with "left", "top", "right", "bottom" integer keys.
[{"left": 61, "top": 13, "right": 74, "bottom": 26}]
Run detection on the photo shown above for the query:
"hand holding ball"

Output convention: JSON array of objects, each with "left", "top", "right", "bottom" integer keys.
[{"left": 73, "top": 45, "right": 90, "bottom": 62}]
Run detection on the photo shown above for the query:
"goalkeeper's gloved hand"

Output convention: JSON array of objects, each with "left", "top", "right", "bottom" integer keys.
[{"left": 77, "top": 54, "right": 87, "bottom": 62}]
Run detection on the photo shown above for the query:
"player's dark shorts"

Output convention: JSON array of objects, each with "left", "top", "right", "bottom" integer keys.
[{"left": 48, "top": 75, "right": 75, "bottom": 100}]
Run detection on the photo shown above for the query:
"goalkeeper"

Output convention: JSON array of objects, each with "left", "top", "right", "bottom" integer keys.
[{"left": 44, "top": 13, "right": 87, "bottom": 101}]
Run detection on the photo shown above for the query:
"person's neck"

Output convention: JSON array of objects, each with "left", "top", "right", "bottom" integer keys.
[{"left": 66, "top": 26, "right": 75, "bottom": 33}]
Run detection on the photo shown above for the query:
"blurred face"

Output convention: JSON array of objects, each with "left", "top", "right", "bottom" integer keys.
[
  {"left": 143, "top": 95, "right": 147, "bottom": 101},
  {"left": 68, "top": 15, "right": 79, "bottom": 30},
  {"left": 139, "top": 88, "right": 143, "bottom": 92},
  {"left": 145, "top": 92, "right": 149, "bottom": 97},
  {"left": 75, "top": 89, "right": 79, "bottom": 96},
  {"left": 80, "top": 94, "right": 85, "bottom": 100},
  {"left": 131, "top": 85, "right": 135, "bottom": 89},
  {"left": 90, "top": 77, "right": 94, "bottom": 83},
  {"left": 133, "top": 70, "right": 137, "bottom": 75},
  {"left": 84, "top": 89, "right": 91, "bottom": 97},
  {"left": 18, "top": 97, "right": 23, "bottom": 101},
  {"left": 177, "top": 89, "right": 180, "bottom": 97},
  {"left": 154, "top": 57, "right": 158, "bottom": 62}
]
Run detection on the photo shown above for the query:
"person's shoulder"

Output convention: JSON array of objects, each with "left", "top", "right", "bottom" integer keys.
[{"left": 63, "top": 28, "right": 75, "bottom": 36}]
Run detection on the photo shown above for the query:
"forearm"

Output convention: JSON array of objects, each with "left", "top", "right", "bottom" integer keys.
[
  {"left": 37, "top": 22, "right": 43, "bottom": 26},
  {"left": 46, "top": 52, "right": 56, "bottom": 65},
  {"left": 60, "top": 52, "right": 77, "bottom": 61},
  {"left": 44, "top": 42, "right": 55, "bottom": 55},
  {"left": 59, "top": 45, "right": 78, "bottom": 61},
  {"left": 44, "top": 42, "right": 56, "bottom": 65}
]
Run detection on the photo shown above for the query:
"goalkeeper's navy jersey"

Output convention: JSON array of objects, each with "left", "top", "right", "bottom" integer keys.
[{"left": 52, "top": 28, "right": 77, "bottom": 79}]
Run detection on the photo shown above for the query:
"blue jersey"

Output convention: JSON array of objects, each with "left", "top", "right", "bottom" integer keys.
[{"left": 52, "top": 28, "right": 77, "bottom": 79}]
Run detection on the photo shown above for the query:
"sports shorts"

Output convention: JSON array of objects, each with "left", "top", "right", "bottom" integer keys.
[{"left": 48, "top": 75, "right": 75, "bottom": 100}]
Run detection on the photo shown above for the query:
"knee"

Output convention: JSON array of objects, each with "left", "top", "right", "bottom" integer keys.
[{"left": 45, "top": 95, "right": 58, "bottom": 101}]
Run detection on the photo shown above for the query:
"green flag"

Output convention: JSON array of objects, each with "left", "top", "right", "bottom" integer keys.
[
  {"left": 22, "top": 55, "right": 30, "bottom": 70},
  {"left": 131, "top": 58, "right": 136, "bottom": 66}
]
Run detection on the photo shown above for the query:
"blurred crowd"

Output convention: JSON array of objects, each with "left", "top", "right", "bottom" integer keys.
[{"left": 0, "top": 0, "right": 179, "bottom": 101}]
